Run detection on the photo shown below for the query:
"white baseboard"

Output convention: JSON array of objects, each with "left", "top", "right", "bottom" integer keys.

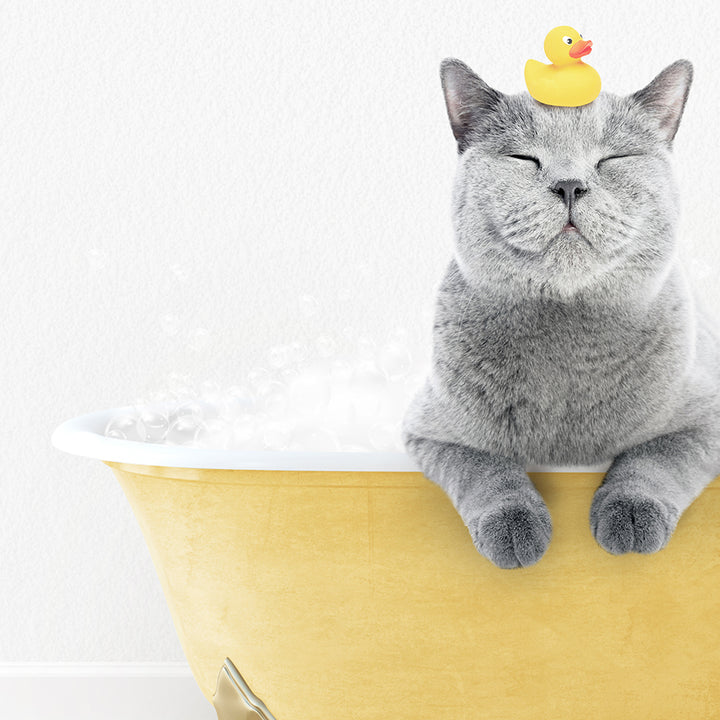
[{"left": 0, "top": 663, "right": 216, "bottom": 720}]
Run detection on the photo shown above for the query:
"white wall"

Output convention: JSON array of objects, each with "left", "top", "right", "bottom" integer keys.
[{"left": 1, "top": 0, "right": 718, "bottom": 674}]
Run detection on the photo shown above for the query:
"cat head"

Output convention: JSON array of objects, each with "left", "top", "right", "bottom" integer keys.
[{"left": 440, "top": 58, "right": 693, "bottom": 300}]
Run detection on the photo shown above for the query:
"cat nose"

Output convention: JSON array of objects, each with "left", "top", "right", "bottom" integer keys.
[{"left": 550, "top": 179, "right": 588, "bottom": 210}]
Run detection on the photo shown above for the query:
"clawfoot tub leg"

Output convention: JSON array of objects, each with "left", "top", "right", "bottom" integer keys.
[
  {"left": 403, "top": 433, "right": 552, "bottom": 569},
  {"left": 213, "top": 658, "right": 278, "bottom": 720},
  {"left": 591, "top": 428, "right": 720, "bottom": 555}
]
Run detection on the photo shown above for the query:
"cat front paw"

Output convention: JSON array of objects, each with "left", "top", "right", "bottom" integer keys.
[
  {"left": 590, "top": 488, "right": 679, "bottom": 555},
  {"left": 467, "top": 497, "right": 552, "bottom": 569}
]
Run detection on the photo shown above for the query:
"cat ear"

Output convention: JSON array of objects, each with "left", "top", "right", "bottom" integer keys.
[
  {"left": 440, "top": 58, "right": 504, "bottom": 153},
  {"left": 628, "top": 60, "right": 693, "bottom": 146}
]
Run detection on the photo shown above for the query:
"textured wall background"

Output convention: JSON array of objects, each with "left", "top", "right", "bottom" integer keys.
[{"left": 1, "top": 0, "right": 718, "bottom": 661}]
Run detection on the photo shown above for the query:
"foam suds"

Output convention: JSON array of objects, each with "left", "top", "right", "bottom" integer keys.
[{"left": 105, "top": 329, "right": 429, "bottom": 452}]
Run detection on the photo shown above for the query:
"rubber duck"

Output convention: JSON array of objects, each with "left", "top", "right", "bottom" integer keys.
[{"left": 524, "top": 26, "right": 601, "bottom": 107}]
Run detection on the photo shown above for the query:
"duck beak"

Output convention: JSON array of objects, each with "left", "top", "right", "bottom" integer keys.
[{"left": 569, "top": 39, "right": 593, "bottom": 58}]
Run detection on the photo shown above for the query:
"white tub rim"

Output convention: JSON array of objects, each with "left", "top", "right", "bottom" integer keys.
[{"left": 52, "top": 405, "right": 613, "bottom": 473}]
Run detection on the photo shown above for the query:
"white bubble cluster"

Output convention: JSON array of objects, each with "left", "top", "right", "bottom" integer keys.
[{"left": 104, "top": 327, "right": 429, "bottom": 453}]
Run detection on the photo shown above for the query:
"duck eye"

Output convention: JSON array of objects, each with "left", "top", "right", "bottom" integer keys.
[{"left": 562, "top": 36, "right": 573, "bottom": 45}]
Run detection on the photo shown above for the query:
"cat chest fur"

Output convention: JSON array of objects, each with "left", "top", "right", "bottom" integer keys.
[{"left": 433, "top": 291, "right": 691, "bottom": 465}]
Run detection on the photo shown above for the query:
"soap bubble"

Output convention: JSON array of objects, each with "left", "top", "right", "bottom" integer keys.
[
  {"left": 131, "top": 396, "right": 150, "bottom": 413},
  {"left": 173, "top": 399, "right": 219, "bottom": 422},
  {"left": 377, "top": 381, "right": 412, "bottom": 423},
  {"left": 267, "top": 344, "right": 292, "bottom": 369},
  {"left": 299, "top": 356, "right": 332, "bottom": 378},
  {"left": 220, "top": 385, "right": 256, "bottom": 419},
  {"left": 194, "top": 418, "right": 234, "bottom": 449},
  {"left": 376, "top": 340, "right": 412, "bottom": 380},
  {"left": 335, "top": 418, "right": 372, "bottom": 448},
  {"left": 368, "top": 421, "right": 400, "bottom": 451},
  {"left": 287, "top": 367, "right": 331, "bottom": 420},
  {"left": 165, "top": 372, "right": 196, "bottom": 400},
  {"left": 315, "top": 334, "right": 337, "bottom": 358},
  {"left": 137, "top": 411, "right": 170, "bottom": 443},
  {"left": 340, "top": 441, "right": 374, "bottom": 452},
  {"left": 688, "top": 257, "right": 712, "bottom": 281},
  {"left": 172, "top": 400, "right": 202, "bottom": 420},
  {"left": 421, "top": 301, "right": 434, "bottom": 324},
  {"left": 388, "top": 326, "right": 410, "bottom": 346},
  {"left": 299, "top": 294, "right": 319, "bottom": 319},
  {"left": 279, "top": 366, "right": 299, "bottom": 385},
  {"left": 288, "top": 341, "right": 310, "bottom": 366},
  {"left": 340, "top": 325, "right": 356, "bottom": 344},
  {"left": 289, "top": 425, "right": 340, "bottom": 452},
  {"left": 324, "top": 391, "right": 357, "bottom": 429},
  {"left": 246, "top": 367, "right": 272, "bottom": 395},
  {"left": 261, "top": 418, "right": 292, "bottom": 450},
  {"left": 355, "top": 334, "right": 376, "bottom": 362},
  {"left": 105, "top": 413, "right": 141, "bottom": 442},
  {"left": 199, "top": 379, "right": 223, "bottom": 406},
  {"left": 404, "top": 370, "right": 427, "bottom": 396},
  {"left": 261, "top": 382, "right": 288, "bottom": 418},
  {"left": 148, "top": 389, "right": 176, "bottom": 406},
  {"left": 166, "top": 415, "right": 204, "bottom": 445},
  {"left": 330, "top": 356, "right": 353, "bottom": 383},
  {"left": 196, "top": 400, "right": 221, "bottom": 421},
  {"left": 231, "top": 414, "right": 258, "bottom": 447},
  {"left": 348, "top": 365, "right": 387, "bottom": 423}
]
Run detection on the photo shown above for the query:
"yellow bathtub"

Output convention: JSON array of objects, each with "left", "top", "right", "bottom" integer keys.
[{"left": 53, "top": 408, "right": 720, "bottom": 719}]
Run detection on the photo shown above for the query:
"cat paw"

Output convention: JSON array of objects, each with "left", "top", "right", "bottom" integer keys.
[
  {"left": 467, "top": 497, "right": 552, "bottom": 569},
  {"left": 590, "top": 488, "right": 679, "bottom": 555}
]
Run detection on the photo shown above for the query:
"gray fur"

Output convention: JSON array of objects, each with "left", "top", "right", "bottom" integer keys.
[{"left": 402, "top": 57, "right": 720, "bottom": 568}]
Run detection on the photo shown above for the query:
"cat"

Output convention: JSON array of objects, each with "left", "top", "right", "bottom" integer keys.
[{"left": 401, "top": 57, "right": 720, "bottom": 569}]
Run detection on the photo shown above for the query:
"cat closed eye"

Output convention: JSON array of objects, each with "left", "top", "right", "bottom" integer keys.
[
  {"left": 596, "top": 154, "right": 643, "bottom": 168},
  {"left": 507, "top": 154, "right": 541, "bottom": 168}
]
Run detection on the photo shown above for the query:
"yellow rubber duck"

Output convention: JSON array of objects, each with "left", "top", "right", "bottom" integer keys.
[{"left": 524, "top": 26, "right": 601, "bottom": 107}]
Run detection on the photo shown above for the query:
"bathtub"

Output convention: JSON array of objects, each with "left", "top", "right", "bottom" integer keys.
[{"left": 53, "top": 406, "right": 720, "bottom": 719}]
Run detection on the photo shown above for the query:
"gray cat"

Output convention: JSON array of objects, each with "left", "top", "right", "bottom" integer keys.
[{"left": 401, "top": 56, "right": 720, "bottom": 569}]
